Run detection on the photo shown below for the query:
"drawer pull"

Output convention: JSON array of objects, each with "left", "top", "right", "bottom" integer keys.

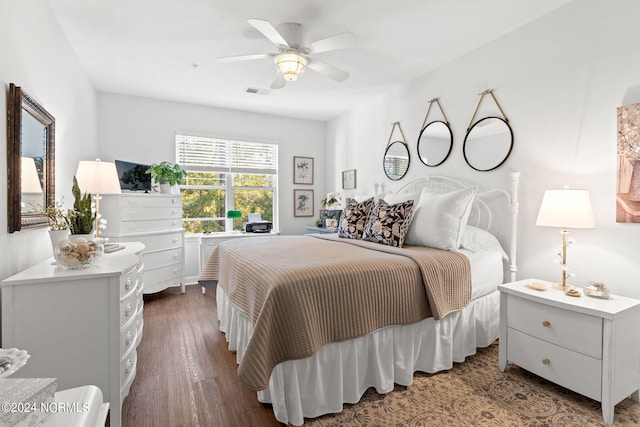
[
  {"left": 126, "top": 331, "right": 134, "bottom": 346},
  {"left": 173, "top": 253, "right": 179, "bottom": 259},
  {"left": 125, "top": 278, "right": 133, "bottom": 291},
  {"left": 125, "top": 359, "right": 134, "bottom": 374},
  {"left": 172, "top": 209, "right": 179, "bottom": 215},
  {"left": 172, "top": 238, "right": 179, "bottom": 244},
  {"left": 171, "top": 198, "right": 177, "bottom": 204},
  {"left": 171, "top": 221, "right": 179, "bottom": 226},
  {"left": 173, "top": 268, "right": 180, "bottom": 275},
  {"left": 542, "top": 320, "right": 551, "bottom": 327},
  {"left": 542, "top": 358, "right": 551, "bottom": 365},
  {"left": 125, "top": 303, "right": 133, "bottom": 317}
]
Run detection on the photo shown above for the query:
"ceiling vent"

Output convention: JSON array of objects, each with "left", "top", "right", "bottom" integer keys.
[{"left": 245, "top": 87, "right": 272, "bottom": 95}]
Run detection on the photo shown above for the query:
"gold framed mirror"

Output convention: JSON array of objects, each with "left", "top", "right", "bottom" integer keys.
[{"left": 7, "top": 83, "right": 56, "bottom": 232}]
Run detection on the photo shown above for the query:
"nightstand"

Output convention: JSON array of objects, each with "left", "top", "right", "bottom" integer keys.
[{"left": 498, "top": 279, "right": 640, "bottom": 425}]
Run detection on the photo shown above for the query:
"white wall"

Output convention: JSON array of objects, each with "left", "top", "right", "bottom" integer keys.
[
  {"left": 97, "top": 93, "right": 326, "bottom": 235},
  {"left": 326, "top": 0, "right": 640, "bottom": 298},
  {"left": 0, "top": 0, "right": 99, "bottom": 280}
]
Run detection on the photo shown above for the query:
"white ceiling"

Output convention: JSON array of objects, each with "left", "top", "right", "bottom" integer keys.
[{"left": 48, "top": 0, "right": 570, "bottom": 122}]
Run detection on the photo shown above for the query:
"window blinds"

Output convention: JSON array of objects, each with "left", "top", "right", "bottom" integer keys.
[{"left": 176, "top": 134, "right": 278, "bottom": 175}]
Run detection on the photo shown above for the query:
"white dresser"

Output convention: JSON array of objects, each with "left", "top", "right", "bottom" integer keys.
[
  {"left": 1, "top": 243, "right": 145, "bottom": 427},
  {"left": 101, "top": 193, "right": 185, "bottom": 294},
  {"left": 499, "top": 279, "right": 640, "bottom": 425}
]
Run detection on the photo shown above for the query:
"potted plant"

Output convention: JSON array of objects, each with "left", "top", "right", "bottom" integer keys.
[
  {"left": 146, "top": 162, "right": 186, "bottom": 194},
  {"left": 67, "top": 176, "right": 95, "bottom": 237},
  {"left": 36, "top": 198, "right": 71, "bottom": 256}
]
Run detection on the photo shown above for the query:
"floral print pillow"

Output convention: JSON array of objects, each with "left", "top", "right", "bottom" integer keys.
[
  {"left": 362, "top": 199, "right": 415, "bottom": 247},
  {"left": 338, "top": 197, "right": 375, "bottom": 240}
]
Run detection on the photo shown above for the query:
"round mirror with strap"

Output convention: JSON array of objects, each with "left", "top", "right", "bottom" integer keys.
[
  {"left": 417, "top": 97, "right": 453, "bottom": 167},
  {"left": 463, "top": 89, "right": 514, "bottom": 172},
  {"left": 384, "top": 121, "right": 410, "bottom": 181}
]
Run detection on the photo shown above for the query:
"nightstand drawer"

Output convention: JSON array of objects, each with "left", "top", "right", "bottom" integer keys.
[
  {"left": 121, "top": 218, "right": 183, "bottom": 233},
  {"left": 508, "top": 328, "right": 601, "bottom": 401},
  {"left": 121, "top": 206, "right": 182, "bottom": 221},
  {"left": 507, "top": 296, "right": 602, "bottom": 359}
]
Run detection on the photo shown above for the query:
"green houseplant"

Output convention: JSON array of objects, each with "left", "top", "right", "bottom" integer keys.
[
  {"left": 146, "top": 162, "right": 185, "bottom": 186},
  {"left": 67, "top": 176, "right": 95, "bottom": 235}
]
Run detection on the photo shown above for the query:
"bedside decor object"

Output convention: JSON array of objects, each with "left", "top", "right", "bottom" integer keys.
[
  {"left": 0, "top": 347, "right": 30, "bottom": 378},
  {"left": 293, "top": 156, "right": 314, "bottom": 185},
  {"left": 535, "top": 187, "right": 596, "bottom": 290},
  {"left": 584, "top": 281, "right": 610, "bottom": 299},
  {"left": 75, "top": 159, "right": 122, "bottom": 237},
  {"left": 463, "top": 89, "right": 513, "bottom": 172},
  {"left": 383, "top": 122, "right": 410, "bottom": 181},
  {"left": 146, "top": 161, "right": 185, "bottom": 194},
  {"left": 294, "top": 189, "right": 314, "bottom": 217},
  {"left": 342, "top": 169, "right": 357, "bottom": 189}
]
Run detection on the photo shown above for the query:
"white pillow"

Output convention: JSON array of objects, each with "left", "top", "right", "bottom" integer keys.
[
  {"left": 404, "top": 186, "right": 478, "bottom": 250},
  {"left": 460, "top": 226, "right": 509, "bottom": 260},
  {"left": 383, "top": 190, "right": 422, "bottom": 205}
]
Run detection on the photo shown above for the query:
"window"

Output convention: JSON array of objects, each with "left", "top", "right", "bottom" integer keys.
[{"left": 176, "top": 134, "right": 278, "bottom": 233}]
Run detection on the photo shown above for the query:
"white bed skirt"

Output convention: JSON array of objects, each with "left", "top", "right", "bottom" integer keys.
[{"left": 216, "top": 286, "right": 500, "bottom": 426}]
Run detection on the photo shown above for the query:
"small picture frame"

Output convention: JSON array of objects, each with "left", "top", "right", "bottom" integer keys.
[
  {"left": 342, "top": 169, "right": 357, "bottom": 190},
  {"left": 293, "top": 156, "right": 314, "bottom": 185},
  {"left": 294, "top": 189, "right": 314, "bottom": 217}
]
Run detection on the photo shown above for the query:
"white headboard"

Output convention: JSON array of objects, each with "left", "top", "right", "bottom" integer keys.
[{"left": 396, "top": 172, "right": 520, "bottom": 282}]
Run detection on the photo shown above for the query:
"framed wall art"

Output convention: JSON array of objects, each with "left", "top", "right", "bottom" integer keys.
[
  {"left": 342, "top": 169, "right": 356, "bottom": 190},
  {"left": 294, "top": 189, "right": 314, "bottom": 217},
  {"left": 293, "top": 156, "right": 314, "bottom": 185}
]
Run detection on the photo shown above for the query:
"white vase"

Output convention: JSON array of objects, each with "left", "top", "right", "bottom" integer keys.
[
  {"left": 48, "top": 229, "right": 70, "bottom": 257},
  {"left": 70, "top": 233, "right": 94, "bottom": 242},
  {"left": 159, "top": 183, "right": 179, "bottom": 194}
]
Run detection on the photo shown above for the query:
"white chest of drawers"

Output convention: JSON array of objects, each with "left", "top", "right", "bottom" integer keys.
[
  {"left": 0, "top": 243, "right": 145, "bottom": 427},
  {"left": 499, "top": 279, "right": 640, "bottom": 425},
  {"left": 101, "top": 193, "right": 185, "bottom": 294}
]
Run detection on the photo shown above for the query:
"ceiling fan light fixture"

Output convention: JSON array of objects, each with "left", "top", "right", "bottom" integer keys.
[{"left": 274, "top": 51, "right": 307, "bottom": 81}]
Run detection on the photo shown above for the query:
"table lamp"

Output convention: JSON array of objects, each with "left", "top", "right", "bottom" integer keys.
[
  {"left": 535, "top": 187, "right": 596, "bottom": 289},
  {"left": 227, "top": 210, "right": 242, "bottom": 231},
  {"left": 75, "top": 159, "right": 122, "bottom": 237}
]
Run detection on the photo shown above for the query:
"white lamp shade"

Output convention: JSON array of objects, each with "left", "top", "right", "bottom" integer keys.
[
  {"left": 75, "top": 159, "right": 121, "bottom": 195},
  {"left": 21, "top": 157, "right": 43, "bottom": 194},
  {"left": 536, "top": 189, "right": 596, "bottom": 229}
]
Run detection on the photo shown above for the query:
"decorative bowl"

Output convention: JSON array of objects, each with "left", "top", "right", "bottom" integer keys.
[
  {"left": 55, "top": 238, "right": 103, "bottom": 269},
  {"left": 583, "top": 281, "right": 610, "bottom": 299}
]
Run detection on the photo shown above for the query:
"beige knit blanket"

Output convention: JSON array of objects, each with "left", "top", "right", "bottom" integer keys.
[{"left": 199, "top": 234, "right": 471, "bottom": 391}]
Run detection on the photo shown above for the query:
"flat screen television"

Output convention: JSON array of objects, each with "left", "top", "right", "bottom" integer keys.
[{"left": 114, "top": 159, "right": 152, "bottom": 192}]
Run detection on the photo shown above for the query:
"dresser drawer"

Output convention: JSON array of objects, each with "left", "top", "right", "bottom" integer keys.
[
  {"left": 121, "top": 206, "right": 182, "bottom": 221},
  {"left": 121, "top": 219, "right": 183, "bottom": 233},
  {"left": 124, "top": 232, "right": 183, "bottom": 252},
  {"left": 120, "top": 267, "right": 139, "bottom": 297},
  {"left": 119, "top": 195, "right": 181, "bottom": 208},
  {"left": 508, "top": 328, "right": 601, "bottom": 401},
  {"left": 120, "top": 348, "right": 137, "bottom": 389},
  {"left": 120, "top": 319, "right": 138, "bottom": 357},
  {"left": 507, "top": 296, "right": 602, "bottom": 359},
  {"left": 144, "top": 248, "right": 183, "bottom": 267},
  {"left": 145, "top": 264, "right": 183, "bottom": 285},
  {"left": 120, "top": 288, "right": 138, "bottom": 328}
]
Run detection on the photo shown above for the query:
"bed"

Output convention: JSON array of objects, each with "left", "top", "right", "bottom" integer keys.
[{"left": 200, "top": 173, "right": 520, "bottom": 425}]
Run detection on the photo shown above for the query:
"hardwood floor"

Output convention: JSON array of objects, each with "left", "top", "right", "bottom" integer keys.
[{"left": 122, "top": 285, "right": 281, "bottom": 427}]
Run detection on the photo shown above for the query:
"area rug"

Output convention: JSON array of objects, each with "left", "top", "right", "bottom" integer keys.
[{"left": 305, "top": 342, "right": 640, "bottom": 426}]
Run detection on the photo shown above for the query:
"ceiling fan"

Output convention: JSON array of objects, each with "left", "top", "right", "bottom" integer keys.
[{"left": 217, "top": 19, "right": 357, "bottom": 89}]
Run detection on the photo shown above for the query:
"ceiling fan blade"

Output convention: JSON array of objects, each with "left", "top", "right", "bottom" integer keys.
[
  {"left": 248, "top": 19, "right": 290, "bottom": 48},
  {"left": 307, "top": 32, "right": 356, "bottom": 54},
  {"left": 270, "top": 73, "right": 286, "bottom": 89},
  {"left": 217, "top": 53, "right": 275, "bottom": 63},
  {"left": 306, "top": 58, "right": 349, "bottom": 83}
]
